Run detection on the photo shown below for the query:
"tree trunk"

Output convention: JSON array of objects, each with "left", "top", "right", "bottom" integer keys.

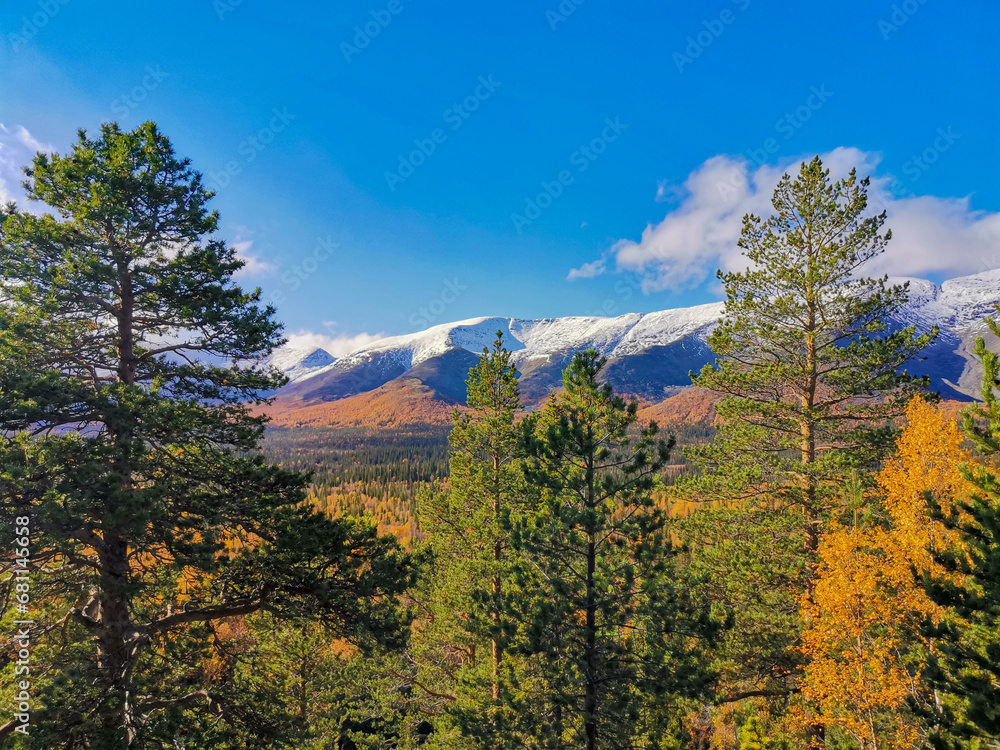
[
  {"left": 492, "top": 453, "right": 502, "bottom": 704},
  {"left": 584, "top": 459, "right": 598, "bottom": 750},
  {"left": 98, "top": 533, "right": 140, "bottom": 743},
  {"left": 100, "top": 254, "right": 142, "bottom": 743},
  {"left": 802, "top": 241, "right": 825, "bottom": 749},
  {"left": 299, "top": 652, "right": 309, "bottom": 720}
]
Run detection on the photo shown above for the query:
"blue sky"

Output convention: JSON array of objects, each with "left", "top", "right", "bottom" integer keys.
[{"left": 1, "top": 0, "right": 998, "bottom": 353}]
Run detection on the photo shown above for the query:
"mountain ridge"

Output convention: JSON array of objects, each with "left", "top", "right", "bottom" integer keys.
[{"left": 265, "top": 269, "right": 1000, "bottom": 427}]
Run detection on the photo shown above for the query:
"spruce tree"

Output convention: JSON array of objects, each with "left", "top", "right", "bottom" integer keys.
[
  {"left": 921, "top": 307, "right": 1000, "bottom": 749},
  {"left": 0, "top": 123, "right": 410, "bottom": 746},
  {"left": 513, "top": 349, "right": 717, "bottom": 750}
]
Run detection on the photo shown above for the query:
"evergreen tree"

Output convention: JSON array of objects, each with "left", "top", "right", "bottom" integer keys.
[
  {"left": 221, "top": 615, "right": 426, "bottom": 749},
  {"left": 681, "top": 158, "right": 936, "bottom": 735},
  {"left": 921, "top": 307, "right": 1000, "bottom": 749},
  {"left": 691, "top": 156, "right": 936, "bottom": 573},
  {"left": 513, "top": 349, "right": 717, "bottom": 750},
  {"left": 416, "top": 331, "right": 533, "bottom": 746},
  {"left": 0, "top": 122, "right": 410, "bottom": 746}
]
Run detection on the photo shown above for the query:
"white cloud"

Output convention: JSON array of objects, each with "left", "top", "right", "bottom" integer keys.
[
  {"left": 12, "top": 125, "right": 54, "bottom": 155},
  {"left": 567, "top": 255, "right": 607, "bottom": 280},
  {"left": 580, "top": 148, "right": 1000, "bottom": 293},
  {"left": 0, "top": 125, "right": 57, "bottom": 210},
  {"left": 654, "top": 178, "right": 684, "bottom": 203},
  {"left": 0, "top": 124, "right": 38, "bottom": 205},
  {"left": 232, "top": 239, "right": 275, "bottom": 276},
  {"left": 284, "top": 328, "right": 386, "bottom": 358}
]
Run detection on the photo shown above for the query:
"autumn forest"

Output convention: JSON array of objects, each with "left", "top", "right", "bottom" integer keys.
[{"left": 1, "top": 124, "right": 999, "bottom": 750}]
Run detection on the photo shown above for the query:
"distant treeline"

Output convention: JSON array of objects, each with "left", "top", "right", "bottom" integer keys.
[
  {"left": 263, "top": 425, "right": 452, "bottom": 487},
  {"left": 261, "top": 421, "right": 715, "bottom": 538}
]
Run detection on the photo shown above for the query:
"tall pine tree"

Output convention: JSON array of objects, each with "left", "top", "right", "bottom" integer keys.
[
  {"left": 513, "top": 349, "right": 717, "bottom": 750},
  {"left": 691, "top": 156, "right": 936, "bottom": 569},
  {"left": 0, "top": 122, "right": 410, "bottom": 747},
  {"left": 416, "top": 332, "right": 533, "bottom": 747},
  {"left": 683, "top": 157, "right": 936, "bottom": 741}
]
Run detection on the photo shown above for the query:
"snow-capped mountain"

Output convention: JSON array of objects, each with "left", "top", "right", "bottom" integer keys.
[
  {"left": 273, "top": 269, "right": 1000, "bottom": 407},
  {"left": 266, "top": 346, "right": 337, "bottom": 384}
]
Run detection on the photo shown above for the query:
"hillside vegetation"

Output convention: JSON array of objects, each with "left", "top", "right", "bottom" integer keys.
[{"left": 3, "top": 125, "right": 1000, "bottom": 750}]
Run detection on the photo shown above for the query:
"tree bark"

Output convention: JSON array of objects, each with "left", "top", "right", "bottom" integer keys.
[
  {"left": 492, "top": 453, "right": 502, "bottom": 705},
  {"left": 584, "top": 456, "right": 598, "bottom": 750},
  {"left": 99, "top": 252, "right": 142, "bottom": 743},
  {"left": 802, "top": 230, "right": 825, "bottom": 749}
]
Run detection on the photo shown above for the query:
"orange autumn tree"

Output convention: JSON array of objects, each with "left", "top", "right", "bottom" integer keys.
[{"left": 799, "top": 398, "right": 973, "bottom": 749}]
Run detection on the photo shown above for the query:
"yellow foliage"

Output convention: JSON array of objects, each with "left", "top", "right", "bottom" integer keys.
[
  {"left": 876, "top": 398, "right": 969, "bottom": 577},
  {"left": 313, "top": 486, "right": 422, "bottom": 549},
  {"left": 799, "top": 398, "right": 974, "bottom": 750}
]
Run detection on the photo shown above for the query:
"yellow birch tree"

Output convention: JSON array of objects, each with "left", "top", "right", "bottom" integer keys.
[{"left": 799, "top": 398, "right": 972, "bottom": 749}]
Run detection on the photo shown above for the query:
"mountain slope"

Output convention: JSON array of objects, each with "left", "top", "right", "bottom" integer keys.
[
  {"left": 268, "top": 269, "right": 1000, "bottom": 421},
  {"left": 278, "top": 303, "right": 725, "bottom": 405},
  {"left": 265, "top": 346, "right": 336, "bottom": 384},
  {"left": 264, "top": 378, "right": 460, "bottom": 429}
]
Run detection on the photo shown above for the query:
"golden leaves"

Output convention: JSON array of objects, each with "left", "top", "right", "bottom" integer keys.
[{"left": 798, "top": 398, "right": 974, "bottom": 750}]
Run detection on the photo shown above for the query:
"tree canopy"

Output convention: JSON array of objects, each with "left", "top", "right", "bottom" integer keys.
[{"left": 0, "top": 122, "right": 411, "bottom": 747}]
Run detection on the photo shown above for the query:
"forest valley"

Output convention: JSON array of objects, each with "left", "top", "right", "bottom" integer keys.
[{"left": 1, "top": 122, "right": 999, "bottom": 750}]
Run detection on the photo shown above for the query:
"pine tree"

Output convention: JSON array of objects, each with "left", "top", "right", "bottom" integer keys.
[
  {"left": 416, "top": 331, "right": 533, "bottom": 746},
  {"left": 513, "top": 349, "right": 717, "bottom": 750},
  {"left": 222, "top": 615, "right": 424, "bottom": 749},
  {"left": 921, "top": 306, "right": 1000, "bottom": 749},
  {"left": 681, "top": 158, "right": 936, "bottom": 737},
  {"left": 691, "top": 156, "right": 936, "bottom": 575},
  {"left": 0, "top": 122, "right": 411, "bottom": 746}
]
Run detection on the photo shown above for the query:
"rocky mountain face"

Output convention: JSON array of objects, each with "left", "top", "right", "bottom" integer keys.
[{"left": 266, "top": 270, "right": 1000, "bottom": 423}]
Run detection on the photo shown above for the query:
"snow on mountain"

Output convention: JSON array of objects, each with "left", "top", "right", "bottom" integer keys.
[
  {"left": 609, "top": 303, "right": 725, "bottom": 357},
  {"left": 886, "top": 277, "right": 946, "bottom": 331},
  {"left": 265, "top": 346, "right": 336, "bottom": 383},
  {"left": 883, "top": 269, "right": 1000, "bottom": 334},
  {"left": 320, "top": 302, "right": 725, "bottom": 373},
  {"left": 279, "top": 303, "right": 725, "bottom": 403},
  {"left": 939, "top": 268, "right": 1000, "bottom": 329},
  {"left": 278, "top": 269, "right": 999, "bottom": 405}
]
